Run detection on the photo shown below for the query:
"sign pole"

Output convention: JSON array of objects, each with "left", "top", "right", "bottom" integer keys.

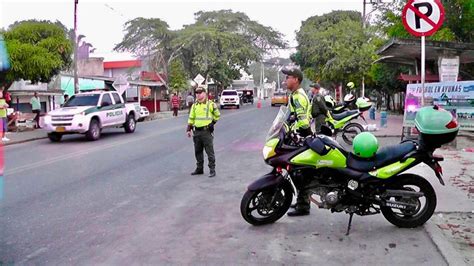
[{"left": 421, "top": 36, "right": 425, "bottom": 106}]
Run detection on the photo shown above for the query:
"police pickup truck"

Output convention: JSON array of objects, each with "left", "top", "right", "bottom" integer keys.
[{"left": 43, "top": 91, "right": 140, "bottom": 142}]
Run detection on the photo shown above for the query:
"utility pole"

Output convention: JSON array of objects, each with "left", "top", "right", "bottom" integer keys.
[
  {"left": 361, "top": 0, "right": 367, "bottom": 97},
  {"left": 73, "top": 0, "right": 79, "bottom": 94}
]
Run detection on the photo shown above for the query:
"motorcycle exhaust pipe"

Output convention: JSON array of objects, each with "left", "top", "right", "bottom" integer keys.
[
  {"left": 384, "top": 200, "right": 418, "bottom": 210},
  {"left": 382, "top": 189, "right": 424, "bottom": 198}
]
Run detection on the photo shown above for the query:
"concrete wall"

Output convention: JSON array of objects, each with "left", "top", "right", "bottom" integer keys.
[{"left": 78, "top": 58, "right": 104, "bottom": 76}]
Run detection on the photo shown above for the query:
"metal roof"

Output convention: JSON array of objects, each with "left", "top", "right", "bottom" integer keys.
[{"left": 376, "top": 38, "right": 474, "bottom": 65}]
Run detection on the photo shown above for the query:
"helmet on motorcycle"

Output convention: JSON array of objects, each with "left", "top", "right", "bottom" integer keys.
[
  {"left": 343, "top": 93, "right": 355, "bottom": 103},
  {"left": 324, "top": 95, "right": 335, "bottom": 108},
  {"left": 347, "top": 82, "right": 355, "bottom": 89},
  {"left": 352, "top": 132, "right": 378, "bottom": 158}
]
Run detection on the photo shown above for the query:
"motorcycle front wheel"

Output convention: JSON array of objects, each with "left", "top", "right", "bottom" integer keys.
[
  {"left": 341, "top": 123, "right": 364, "bottom": 145},
  {"left": 381, "top": 174, "right": 437, "bottom": 228},
  {"left": 240, "top": 182, "right": 293, "bottom": 225}
]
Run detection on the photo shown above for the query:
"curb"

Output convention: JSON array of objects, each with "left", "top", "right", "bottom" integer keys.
[
  {"left": 424, "top": 219, "right": 467, "bottom": 266},
  {"left": 3, "top": 137, "right": 48, "bottom": 146}
]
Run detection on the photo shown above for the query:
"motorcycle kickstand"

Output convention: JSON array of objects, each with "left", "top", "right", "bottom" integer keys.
[{"left": 346, "top": 213, "right": 354, "bottom": 236}]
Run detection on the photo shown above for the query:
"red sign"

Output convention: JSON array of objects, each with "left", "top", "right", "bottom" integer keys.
[{"left": 402, "top": 0, "right": 444, "bottom": 37}]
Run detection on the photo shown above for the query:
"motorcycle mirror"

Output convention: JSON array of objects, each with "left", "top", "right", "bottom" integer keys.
[{"left": 319, "top": 125, "right": 332, "bottom": 137}]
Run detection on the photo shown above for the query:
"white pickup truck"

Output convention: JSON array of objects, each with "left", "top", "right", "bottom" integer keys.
[{"left": 43, "top": 91, "right": 140, "bottom": 142}]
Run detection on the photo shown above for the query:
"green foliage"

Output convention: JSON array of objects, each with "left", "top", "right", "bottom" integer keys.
[
  {"left": 114, "top": 17, "right": 173, "bottom": 56},
  {"left": 293, "top": 11, "right": 377, "bottom": 86},
  {"left": 115, "top": 10, "right": 286, "bottom": 89},
  {"left": 168, "top": 60, "right": 188, "bottom": 92},
  {"left": 3, "top": 20, "right": 72, "bottom": 84}
]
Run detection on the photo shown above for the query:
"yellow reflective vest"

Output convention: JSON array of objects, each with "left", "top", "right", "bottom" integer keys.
[
  {"left": 188, "top": 100, "right": 221, "bottom": 128},
  {"left": 289, "top": 88, "right": 311, "bottom": 130}
]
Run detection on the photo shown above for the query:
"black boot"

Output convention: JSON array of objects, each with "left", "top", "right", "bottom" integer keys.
[
  {"left": 208, "top": 169, "right": 216, "bottom": 177},
  {"left": 287, "top": 208, "right": 310, "bottom": 216},
  {"left": 191, "top": 168, "right": 204, "bottom": 175}
]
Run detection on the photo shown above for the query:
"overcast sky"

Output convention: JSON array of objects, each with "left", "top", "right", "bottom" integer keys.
[{"left": 0, "top": 0, "right": 368, "bottom": 60}]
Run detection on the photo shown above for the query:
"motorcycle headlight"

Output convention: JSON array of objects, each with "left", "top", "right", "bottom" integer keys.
[
  {"left": 262, "top": 138, "right": 279, "bottom": 159},
  {"left": 262, "top": 146, "right": 274, "bottom": 159}
]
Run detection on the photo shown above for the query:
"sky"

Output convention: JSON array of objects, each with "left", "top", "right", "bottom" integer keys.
[{"left": 0, "top": 0, "right": 370, "bottom": 60}]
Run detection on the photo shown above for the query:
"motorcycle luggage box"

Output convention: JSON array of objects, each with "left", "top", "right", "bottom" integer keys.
[{"left": 415, "top": 106, "right": 459, "bottom": 148}]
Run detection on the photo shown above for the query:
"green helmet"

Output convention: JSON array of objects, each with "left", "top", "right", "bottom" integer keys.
[
  {"left": 353, "top": 132, "right": 378, "bottom": 158},
  {"left": 347, "top": 82, "right": 355, "bottom": 89}
]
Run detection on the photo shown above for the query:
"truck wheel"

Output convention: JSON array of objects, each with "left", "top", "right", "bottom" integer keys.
[
  {"left": 124, "top": 113, "right": 136, "bottom": 133},
  {"left": 48, "top": 133, "right": 62, "bottom": 142},
  {"left": 86, "top": 119, "right": 101, "bottom": 141}
]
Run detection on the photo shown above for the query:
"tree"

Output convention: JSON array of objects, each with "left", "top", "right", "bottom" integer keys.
[
  {"left": 115, "top": 10, "right": 286, "bottom": 90},
  {"left": 1, "top": 20, "right": 73, "bottom": 86},
  {"left": 292, "top": 11, "right": 377, "bottom": 90},
  {"left": 168, "top": 60, "right": 188, "bottom": 93}
]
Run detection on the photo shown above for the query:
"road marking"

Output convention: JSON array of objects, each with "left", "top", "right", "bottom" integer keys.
[{"left": 5, "top": 107, "right": 259, "bottom": 176}]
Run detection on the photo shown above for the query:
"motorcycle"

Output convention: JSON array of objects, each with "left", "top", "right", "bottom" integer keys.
[
  {"left": 325, "top": 98, "right": 372, "bottom": 145},
  {"left": 240, "top": 105, "right": 458, "bottom": 234},
  {"left": 331, "top": 93, "right": 356, "bottom": 114}
]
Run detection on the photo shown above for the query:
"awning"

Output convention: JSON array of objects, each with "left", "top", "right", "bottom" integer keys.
[
  {"left": 9, "top": 90, "right": 64, "bottom": 96},
  {"left": 377, "top": 38, "right": 474, "bottom": 65},
  {"left": 129, "top": 80, "right": 164, "bottom": 87}
]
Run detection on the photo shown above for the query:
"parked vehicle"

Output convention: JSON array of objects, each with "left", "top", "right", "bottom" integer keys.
[
  {"left": 240, "top": 105, "right": 459, "bottom": 234},
  {"left": 138, "top": 106, "right": 150, "bottom": 122},
  {"left": 219, "top": 89, "right": 240, "bottom": 109},
  {"left": 240, "top": 89, "right": 254, "bottom": 104},
  {"left": 43, "top": 91, "right": 140, "bottom": 142},
  {"left": 325, "top": 97, "right": 372, "bottom": 145},
  {"left": 271, "top": 91, "right": 288, "bottom": 106}
]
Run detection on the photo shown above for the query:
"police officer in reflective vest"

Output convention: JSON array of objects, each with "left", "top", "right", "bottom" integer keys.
[
  {"left": 282, "top": 68, "right": 313, "bottom": 216},
  {"left": 186, "top": 86, "right": 221, "bottom": 177}
]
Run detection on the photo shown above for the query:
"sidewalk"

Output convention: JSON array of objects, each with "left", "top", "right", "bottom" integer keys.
[
  {"left": 363, "top": 111, "right": 405, "bottom": 137},
  {"left": 1, "top": 110, "right": 185, "bottom": 146}
]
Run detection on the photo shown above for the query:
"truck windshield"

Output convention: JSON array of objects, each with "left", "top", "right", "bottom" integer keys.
[
  {"left": 222, "top": 91, "right": 237, "bottom": 96},
  {"left": 64, "top": 94, "right": 100, "bottom": 107}
]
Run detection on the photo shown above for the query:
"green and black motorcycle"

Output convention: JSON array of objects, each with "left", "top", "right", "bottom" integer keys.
[
  {"left": 325, "top": 97, "right": 372, "bottom": 145},
  {"left": 240, "top": 105, "right": 459, "bottom": 234}
]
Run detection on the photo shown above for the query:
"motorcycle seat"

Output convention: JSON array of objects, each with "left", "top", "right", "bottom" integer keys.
[
  {"left": 347, "top": 141, "right": 417, "bottom": 172},
  {"left": 331, "top": 110, "right": 359, "bottom": 121}
]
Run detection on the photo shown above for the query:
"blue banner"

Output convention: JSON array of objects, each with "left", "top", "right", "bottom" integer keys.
[{"left": 403, "top": 81, "right": 474, "bottom": 131}]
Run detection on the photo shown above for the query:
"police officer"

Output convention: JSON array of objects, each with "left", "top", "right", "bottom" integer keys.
[
  {"left": 282, "top": 68, "right": 312, "bottom": 137},
  {"left": 310, "top": 83, "right": 329, "bottom": 133},
  {"left": 187, "top": 86, "right": 221, "bottom": 177},
  {"left": 282, "top": 68, "right": 312, "bottom": 216}
]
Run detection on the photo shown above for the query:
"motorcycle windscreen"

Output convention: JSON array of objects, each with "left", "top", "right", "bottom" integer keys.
[{"left": 266, "top": 105, "right": 290, "bottom": 141}]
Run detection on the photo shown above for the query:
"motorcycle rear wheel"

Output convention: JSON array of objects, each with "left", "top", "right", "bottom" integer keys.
[
  {"left": 342, "top": 123, "right": 364, "bottom": 145},
  {"left": 381, "top": 174, "right": 437, "bottom": 228},
  {"left": 240, "top": 182, "right": 293, "bottom": 225}
]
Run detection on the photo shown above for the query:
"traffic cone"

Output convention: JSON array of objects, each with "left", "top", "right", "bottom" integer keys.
[{"left": 257, "top": 99, "right": 262, "bottom": 109}]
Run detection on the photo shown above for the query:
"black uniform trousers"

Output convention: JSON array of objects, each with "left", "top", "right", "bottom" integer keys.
[{"left": 193, "top": 128, "right": 216, "bottom": 171}]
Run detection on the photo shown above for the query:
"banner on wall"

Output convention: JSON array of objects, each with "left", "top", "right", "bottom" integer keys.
[{"left": 403, "top": 81, "right": 474, "bottom": 131}]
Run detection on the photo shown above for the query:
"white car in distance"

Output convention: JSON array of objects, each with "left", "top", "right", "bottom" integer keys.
[{"left": 219, "top": 89, "right": 240, "bottom": 109}]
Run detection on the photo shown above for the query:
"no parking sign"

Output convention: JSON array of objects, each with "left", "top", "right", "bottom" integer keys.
[{"left": 402, "top": 0, "right": 445, "bottom": 37}]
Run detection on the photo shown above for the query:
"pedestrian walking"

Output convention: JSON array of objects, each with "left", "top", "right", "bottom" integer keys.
[
  {"left": 310, "top": 83, "right": 329, "bottom": 133},
  {"left": 186, "top": 86, "right": 220, "bottom": 177},
  {"left": 282, "top": 67, "right": 312, "bottom": 217},
  {"left": 171, "top": 93, "right": 180, "bottom": 117},
  {"left": 186, "top": 92, "right": 194, "bottom": 113},
  {"left": 0, "top": 89, "right": 9, "bottom": 142},
  {"left": 30, "top": 92, "right": 41, "bottom": 128}
]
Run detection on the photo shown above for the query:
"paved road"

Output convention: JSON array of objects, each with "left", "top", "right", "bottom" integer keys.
[{"left": 1, "top": 103, "right": 446, "bottom": 265}]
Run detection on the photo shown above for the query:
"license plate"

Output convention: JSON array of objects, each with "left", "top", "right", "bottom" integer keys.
[{"left": 56, "top": 126, "right": 65, "bottom": 132}]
